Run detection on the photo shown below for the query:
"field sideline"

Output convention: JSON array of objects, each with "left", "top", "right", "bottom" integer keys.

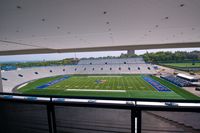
[{"left": 18, "top": 75, "right": 199, "bottom": 100}]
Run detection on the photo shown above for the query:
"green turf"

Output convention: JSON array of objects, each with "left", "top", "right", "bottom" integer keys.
[
  {"left": 18, "top": 75, "right": 199, "bottom": 100},
  {"left": 163, "top": 62, "right": 200, "bottom": 68}
]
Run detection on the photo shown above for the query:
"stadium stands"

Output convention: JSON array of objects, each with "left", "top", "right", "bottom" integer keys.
[
  {"left": 78, "top": 57, "right": 145, "bottom": 65},
  {"left": 161, "top": 75, "right": 191, "bottom": 87},
  {"left": 1, "top": 57, "right": 156, "bottom": 92}
]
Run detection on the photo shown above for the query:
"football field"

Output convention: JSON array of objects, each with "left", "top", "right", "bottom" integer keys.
[{"left": 18, "top": 75, "right": 199, "bottom": 100}]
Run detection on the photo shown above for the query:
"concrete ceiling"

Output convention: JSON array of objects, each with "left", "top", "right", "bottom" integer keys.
[{"left": 0, "top": 0, "right": 200, "bottom": 55}]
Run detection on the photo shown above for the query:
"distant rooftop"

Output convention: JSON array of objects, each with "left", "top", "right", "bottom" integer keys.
[{"left": 177, "top": 73, "right": 198, "bottom": 80}]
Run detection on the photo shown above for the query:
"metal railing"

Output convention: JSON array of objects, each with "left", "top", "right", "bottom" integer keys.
[{"left": 0, "top": 92, "right": 200, "bottom": 133}]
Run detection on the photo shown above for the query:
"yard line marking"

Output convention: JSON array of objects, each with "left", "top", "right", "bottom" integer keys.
[
  {"left": 65, "top": 89, "right": 126, "bottom": 92},
  {"left": 88, "top": 76, "right": 122, "bottom": 77}
]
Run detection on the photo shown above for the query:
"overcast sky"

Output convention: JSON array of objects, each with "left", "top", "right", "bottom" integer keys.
[{"left": 0, "top": 47, "right": 199, "bottom": 63}]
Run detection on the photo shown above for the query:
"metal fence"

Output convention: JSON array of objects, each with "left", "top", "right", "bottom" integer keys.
[{"left": 0, "top": 92, "right": 200, "bottom": 133}]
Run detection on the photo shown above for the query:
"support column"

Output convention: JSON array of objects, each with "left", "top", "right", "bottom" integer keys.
[
  {"left": 0, "top": 68, "right": 3, "bottom": 92},
  {"left": 47, "top": 103, "right": 57, "bottom": 133}
]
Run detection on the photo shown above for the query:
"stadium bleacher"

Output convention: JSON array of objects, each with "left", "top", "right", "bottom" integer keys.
[
  {"left": 161, "top": 75, "right": 191, "bottom": 87},
  {"left": 78, "top": 57, "right": 145, "bottom": 65},
  {"left": 1, "top": 57, "right": 156, "bottom": 92}
]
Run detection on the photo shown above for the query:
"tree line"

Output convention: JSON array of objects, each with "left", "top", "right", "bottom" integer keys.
[
  {"left": 0, "top": 58, "right": 78, "bottom": 69},
  {"left": 1, "top": 51, "right": 200, "bottom": 69},
  {"left": 81, "top": 51, "right": 200, "bottom": 63},
  {"left": 142, "top": 51, "right": 200, "bottom": 63}
]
